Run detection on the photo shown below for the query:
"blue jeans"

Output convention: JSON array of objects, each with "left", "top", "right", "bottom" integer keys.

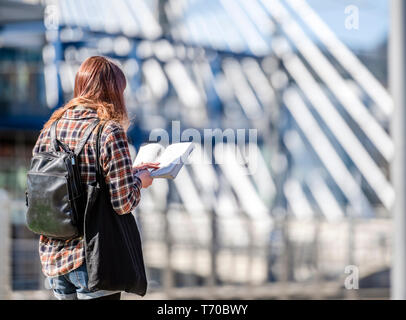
[{"left": 47, "top": 263, "right": 120, "bottom": 300}]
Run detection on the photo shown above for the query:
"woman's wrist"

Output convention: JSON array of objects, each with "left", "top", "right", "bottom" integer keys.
[
  {"left": 134, "top": 173, "right": 142, "bottom": 189},
  {"left": 134, "top": 169, "right": 153, "bottom": 188}
]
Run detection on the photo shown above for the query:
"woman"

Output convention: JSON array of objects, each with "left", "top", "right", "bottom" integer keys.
[{"left": 33, "top": 56, "right": 159, "bottom": 300}]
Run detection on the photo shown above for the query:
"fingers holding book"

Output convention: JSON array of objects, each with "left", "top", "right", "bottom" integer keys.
[
  {"left": 135, "top": 169, "right": 154, "bottom": 188},
  {"left": 133, "top": 162, "right": 160, "bottom": 171},
  {"left": 134, "top": 162, "right": 160, "bottom": 189}
]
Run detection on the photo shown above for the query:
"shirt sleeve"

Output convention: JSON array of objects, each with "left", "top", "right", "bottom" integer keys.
[
  {"left": 32, "top": 129, "right": 47, "bottom": 155},
  {"left": 100, "top": 124, "right": 142, "bottom": 215}
]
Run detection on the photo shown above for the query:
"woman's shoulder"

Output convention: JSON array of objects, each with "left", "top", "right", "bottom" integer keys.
[
  {"left": 99, "top": 120, "right": 127, "bottom": 143},
  {"left": 33, "top": 126, "right": 51, "bottom": 154},
  {"left": 101, "top": 120, "right": 125, "bottom": 135}
]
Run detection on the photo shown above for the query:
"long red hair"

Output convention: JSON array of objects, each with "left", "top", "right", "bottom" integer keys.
[{"left": 43, "top": 56, "right": 129, "bottom": 131}]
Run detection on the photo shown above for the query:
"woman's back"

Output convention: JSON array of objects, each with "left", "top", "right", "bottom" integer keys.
[
  {"left": 33, "top": 105, "right": 142, "bottom": 277},
  {"left": 31, "top": 55, "right": 154, "bottom": 299}
]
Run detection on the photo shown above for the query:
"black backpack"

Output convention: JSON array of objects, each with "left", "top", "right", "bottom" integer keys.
[{"left": 25, "top": 118, "right": 100, "bottom": 240}]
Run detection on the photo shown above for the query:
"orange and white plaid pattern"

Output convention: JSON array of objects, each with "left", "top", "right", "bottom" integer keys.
[{"left": 33, "top": 106, "right": 142, "bottom": 277}]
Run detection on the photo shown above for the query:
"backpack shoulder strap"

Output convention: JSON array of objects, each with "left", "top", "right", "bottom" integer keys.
[
  {"left": 50, "top": 120, "right": 59, "bottom": 152},
  {"left": 95, "top": 121, "right": 106, "bottom": 185},
  {"left": 74, "top": 119, "right": 101, "bottom": 156},
  {"left": 50, "top": 120, "right": 70, "bottom": 153}
]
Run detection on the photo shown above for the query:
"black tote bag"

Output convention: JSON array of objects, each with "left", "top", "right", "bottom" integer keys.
[{"left": 83, "top": 122, "right": 147, "bottom": 296}]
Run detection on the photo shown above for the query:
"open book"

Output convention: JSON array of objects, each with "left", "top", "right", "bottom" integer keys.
[{"left": 133, "top": 142, "right": 195, "bottom": 179}]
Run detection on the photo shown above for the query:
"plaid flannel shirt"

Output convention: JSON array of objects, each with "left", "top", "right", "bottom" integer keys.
[{"left": 33, "top": 106, "right": 142, "bottom": 277}]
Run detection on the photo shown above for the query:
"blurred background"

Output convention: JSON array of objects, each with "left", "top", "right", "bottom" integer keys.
[{"left": 0, "top": 0, "right": 395, "bottom": 299}]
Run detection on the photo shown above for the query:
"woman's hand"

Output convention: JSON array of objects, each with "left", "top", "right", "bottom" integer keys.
[
  {"left": 133, "top": 162, "right": 160, "bottom": 172},
  {"left": 134, "top": 162, "right": 160, "bottom": 188},
  {"left": 135, "top": 169, "right": 153, "bottom": 188}
]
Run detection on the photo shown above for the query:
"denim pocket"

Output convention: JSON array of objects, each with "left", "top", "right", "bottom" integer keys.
[
  {"left": 47, "top": 275, "right": 77, "bottom": 296},
  {"left": 48, "top": 277, "right": 55, "bottom": 289},
  {"left": 72, "top": 264, "right": 89, "bottom": 290}
]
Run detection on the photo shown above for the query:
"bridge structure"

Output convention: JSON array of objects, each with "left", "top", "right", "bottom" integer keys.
[{"left": 1, "top": 0, "right": 394, "bottom": 299}]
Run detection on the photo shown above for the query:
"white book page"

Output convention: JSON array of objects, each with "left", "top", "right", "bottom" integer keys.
[
  {"left": 133, "top": 143, "right": 164, "bottom": 166},
  {"left": 156, "top": 142, "right": 194, "bottom": 167},
  {"left": 133, "top": 142, "right": 194, "bottom": 179}
]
